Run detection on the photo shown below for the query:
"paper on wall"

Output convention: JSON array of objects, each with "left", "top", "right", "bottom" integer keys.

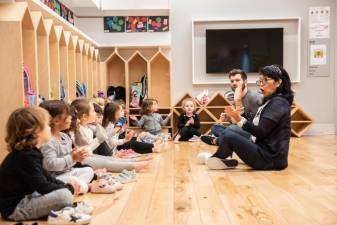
[
  {"left": 310, "top": 44, "right": 327, "bottom": 65},
  {"left": 309, "top": 6, "right": 330, "bottom": 39}
]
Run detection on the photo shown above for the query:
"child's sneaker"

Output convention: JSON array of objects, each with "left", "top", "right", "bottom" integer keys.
[
  {"left": 112, "top": 172, "right": 137, "bottom": 184},
  {"left": 48, "top": 207, "right": 91, "bottom": 225},
  {"left": 188, "top": 135, "right": 200, "bottom": 142},
  {"left": 89, "top": 179, "right": 116, "bottom": 194},
  {"left": 73, "top": 201, "right": 94, "bottom": 215},
  {"left": 121, "top": 169, "right": 136, "bottom": 178}
]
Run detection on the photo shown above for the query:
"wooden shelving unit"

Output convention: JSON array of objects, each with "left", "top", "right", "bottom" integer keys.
[
  {"left": 173, "top": 92, "right": 313, "bottom": 137},
  {"left": 149, "top": 52, "right": 171, "bottom": 107},
  {"left": 75, "top": 39, "right": 84, "bottom": 84},
  {"left": 67, "top": 33, "right": 76, "bottom": 101},
  {"left": 31, "top": 11, "right": 49, "bottom": 101},
  {"left": 291, "top": 106, "right": 314, "bottom": 137},
  {"left": 0, "top": 2, "right": 102, "bottom": 161},
  {"left": 105, "top": 47, "right": 172, "bottom": 133}
]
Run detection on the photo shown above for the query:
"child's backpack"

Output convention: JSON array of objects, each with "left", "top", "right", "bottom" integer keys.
[
  {"left": 115, "top": 86, "right": 126, "bottom": 102},
  {"left": 76, "top": 80, "right": 84, "bottom": 97},
  {"left": 82, "top": 83, "right": 87, "bottom": 96},
  {"left": 130, "top": 82, "right": 142, "bottom": 108},
  {"left": 140, "top": 74, "right": 148, "bottom": 103},
  {"left": 60, "top": 78, "right": 66, "bottom": 101},
  {"left": 23, "top": 64, "right": 35, "bottom": 107}
]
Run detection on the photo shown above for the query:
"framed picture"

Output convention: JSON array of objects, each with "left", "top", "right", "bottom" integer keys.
[
  {"left": 148, "top": 16, "right": 169, "bottom": 32},
  {"left": 126, "top": 16, "right": 148, "bottom": 32},
  {"left": 104, "top": 16, "right": 125, "bottom": 32}
]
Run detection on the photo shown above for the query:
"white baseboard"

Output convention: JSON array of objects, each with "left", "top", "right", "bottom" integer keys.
[{"left": 303, "top": 123, "right": 336, "bottom": 136}]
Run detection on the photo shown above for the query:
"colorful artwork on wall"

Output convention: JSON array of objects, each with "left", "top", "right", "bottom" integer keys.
[
  {"left": 126, "top": 16, "right": 148, "bottom": 32},
  {"left": 42, "top": 0, "right": 75, "bottom": 25},
  {"left": 148, "top": 16, "right": 169, "bottom": 32},
  {"left": 104, "top": 16, "right": 126, "bottom": 32}
]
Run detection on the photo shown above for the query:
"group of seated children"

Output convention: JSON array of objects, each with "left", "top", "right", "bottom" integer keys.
[{"left": 0, "top": 97, "right": 201, "bottom": 224}]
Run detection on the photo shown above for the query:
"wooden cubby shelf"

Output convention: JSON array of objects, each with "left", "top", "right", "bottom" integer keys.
[
  {"left": 0, "top": 2, "right": 102, "bottom": 161},
  {"left": 105, "top": 48, "right": 172, "bottom": 133},
  {"left": 173, "top": 92, "right": 313, "bottom": 136}
]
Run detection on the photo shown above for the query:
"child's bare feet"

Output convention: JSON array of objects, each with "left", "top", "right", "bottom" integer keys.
[
  {"left": 152, "top": 146, "right": 162, "bottom": 153},
  {"left": 136, "top": 154, "right": 153, "bottom": 161},
  {"left": 174, "top": 134, "right": 181, "bottom": 144},
  {"left": 134, "top": 161, "right": 151, "bottom": 172},
  {"left": 154, "top": 137, "right": 164, "bottom": 146}
]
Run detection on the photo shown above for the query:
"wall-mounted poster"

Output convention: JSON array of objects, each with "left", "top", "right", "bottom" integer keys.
[
  {"left": 148, "top": 16, "right": 169, "bottom": 32},
  {"left": 42, "top": 0, "right": 75, "bottom": 25},
  {"left": 126, "top": 16, "right": 148, "bottom": 32},
  {"left": 104, "top": 16, "right": 126, "bottom": 32}
]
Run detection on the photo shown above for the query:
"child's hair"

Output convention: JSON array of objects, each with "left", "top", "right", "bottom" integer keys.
[
  {"left": 117, "top": 99, "right": 126, "bottom": 109},
  {"left": 5, "top": 107, "right": 50, "bottom": 152},
  {"left": 70, "top": 98, "right": 91, "bottom": 131},
  {"left": 39, "top": 100, "right": 70, "bottom": 129},
  {"left": 93, "top": 102, "right": 103, "bottom": 115},
  {"left": 181, "top": 98, "right": 197, "bottom": 110},
  {"left": 141, "top": 98, "right": 158, "bottom": 115},
  {"left": 91, "top": 97, "right": 105, "bottom": 108},
  {"left": 102, "top": 102, "right": 121, "bottom": 128}
]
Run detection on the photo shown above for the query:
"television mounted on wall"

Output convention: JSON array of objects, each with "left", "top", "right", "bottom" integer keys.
[{"left": 206, "top": 28, "right": 283, "bottom": 73}]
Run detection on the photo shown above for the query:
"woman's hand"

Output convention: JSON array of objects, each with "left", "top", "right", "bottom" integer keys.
[{"left": 224, "top": 106, "right": 243, "bottom": 124}]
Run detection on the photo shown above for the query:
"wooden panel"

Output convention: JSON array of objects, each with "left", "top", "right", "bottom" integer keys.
[
  {"left": 150, "top": 52, "right": 170, "bottom": 107},
  {"left": 107, "top": 53, "right": 126, "bottom": 87}
]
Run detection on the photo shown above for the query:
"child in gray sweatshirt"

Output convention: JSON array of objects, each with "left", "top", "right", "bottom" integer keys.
[{"left": 130, "top": 98, "right": 172, "bottom": 135}]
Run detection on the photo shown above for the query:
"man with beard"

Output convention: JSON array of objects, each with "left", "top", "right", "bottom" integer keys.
[{"left": 201, "top": 69, "right": 263, "bottom": 146}]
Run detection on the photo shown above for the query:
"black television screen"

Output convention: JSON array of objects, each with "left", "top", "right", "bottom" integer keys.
[{"left": 206, "top": 28, "right": 283, "bottom": 73}]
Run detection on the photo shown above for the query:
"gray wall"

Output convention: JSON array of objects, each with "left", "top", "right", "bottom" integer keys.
[{"left": 171, "top": 0, "right": 336, "bottom": 135}]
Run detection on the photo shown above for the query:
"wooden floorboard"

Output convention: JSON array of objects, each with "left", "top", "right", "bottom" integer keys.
[{"left": 1, "top": 135, "right": 337, "bottom": 225}]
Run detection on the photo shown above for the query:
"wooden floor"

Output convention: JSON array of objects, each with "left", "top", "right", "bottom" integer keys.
[{"left": 2, "top": 135, "right": 337, "bottom": 225}]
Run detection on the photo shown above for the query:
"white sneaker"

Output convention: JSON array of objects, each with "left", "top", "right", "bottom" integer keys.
[
  {"left": 196, "top": 152, "right": 212, "bottom": 164},
  {"left": 73, "top": 201, "right": 94, "bottom": 215},
  {"left": 206, "top": 157, "right": 238, "bottom": 170},
  {"left": 48, "top": 206, "right": 91, "bottom": 225}
]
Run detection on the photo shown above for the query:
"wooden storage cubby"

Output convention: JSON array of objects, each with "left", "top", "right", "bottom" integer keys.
[
  {"left": 87, "top": 46, "right": 94, "bottom": 98},
  {"left": 291, "top": 106, "right": 313, "bottom": 137},
  {"left": 75, "top": 39, "right": 84, "bottom": 84},
  {"left": 105, "top": 47, "right": 172, "bottom": 133},
  {"left": 31, "top": 11, "right": 49, "bottom": 101},
  {"left": 149, "top": 52, "right": 171, "bottom": 107},
  {"left": 128, "top": 51, "right": 148, "bottom": 107},
  {"left": 0, "top": 2, "right": 102, "bottom": 162},
  {"left": 106, "top": 52, "right": 126, "bottom": 89},
  {"left": 92, "top": 49, "right": 98, "bottom": 96},
  {"left": 48, "top": 23, "right": 61, "bottom": 99},
  {"left": 82, "top": 43, "right": 89, "bottom": 96},
  {"left": 67, "top": 33, "right": 76, "bottom": 101},
  {"left": 0, "top": 2, "right": 36, "bottom": 160},
  {"left": 58, "top": 26, "right": 69, "bottom": 101},
  {"left": 174, "top": 92, "right": 314, "bottom": 136}
]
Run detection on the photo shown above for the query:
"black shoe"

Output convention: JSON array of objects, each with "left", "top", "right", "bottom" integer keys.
[
  {"left": 200, "top": 135, "right": 217, "bottom": 145},
  {"left": 206, "top": 157, "right": 238, "bottom": 170}
]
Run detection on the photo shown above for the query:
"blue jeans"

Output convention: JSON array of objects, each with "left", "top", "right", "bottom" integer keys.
[{"left": 211, "top": 124, "right": 251, "bottom": 145}]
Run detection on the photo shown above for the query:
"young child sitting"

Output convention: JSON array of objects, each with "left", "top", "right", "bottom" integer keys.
[
  {"left": 130, "top": 98, "right": 172, "bottom": 135},
  {"left": 40, "top": 100, "right": 119, "bottom": 194},
  {"left": 0, "top": 107, "right": 84, "bottom": 221},
  {"left": 174, "top": 98, "right": 201, "bottom": 143},
  {"left": 103, "top": 101, "right": 162, "bottom": 154},
  {"left": 70, "top": 98, "right": 151, "bottom": 172}
]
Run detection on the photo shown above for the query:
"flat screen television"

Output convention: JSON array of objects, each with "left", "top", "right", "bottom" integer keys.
[{"left": 206, "top": 28, "right": 283, "bottom": 73}]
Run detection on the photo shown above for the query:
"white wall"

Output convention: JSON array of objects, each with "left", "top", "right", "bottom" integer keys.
[
  {"left": 75, "top": 0, "right": 336, "bottom": 135},
  {"left": 171, "top": 0, "right": 336, "bottom": 135}
]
